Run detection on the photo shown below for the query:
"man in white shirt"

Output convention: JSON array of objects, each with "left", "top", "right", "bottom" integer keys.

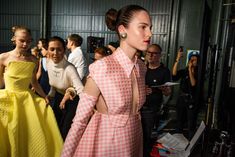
[{"left": 67, "top": 34, "right": 88, "bottom": 83}]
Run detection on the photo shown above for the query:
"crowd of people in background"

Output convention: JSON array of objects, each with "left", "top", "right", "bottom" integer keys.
[{"left": 0, "top": 4, "right": 201, "bottom": 157}]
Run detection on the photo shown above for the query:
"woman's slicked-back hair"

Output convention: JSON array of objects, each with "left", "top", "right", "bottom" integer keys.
[
  {"left": 48, "top": 36, "right": 66, "bottom": 51},
  {"left": 115, "top": 5, "right": 148, "bottom": 31},
  {"left": 11, "top": 25, "right": 31, "bottom": 35},
  {"left": 105, "top": 5, "right": 148, "bottom": 34},
  {"left": 11, "top": 25, "right": 32, "bottom": 44}
]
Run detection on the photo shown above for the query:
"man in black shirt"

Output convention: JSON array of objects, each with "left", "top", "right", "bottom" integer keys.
[
  {"left": 141, "top": 44, "right": 172, "bottom": 157},
  {"left": 172, "top": 49, "right": 199, "bottom": 139}
]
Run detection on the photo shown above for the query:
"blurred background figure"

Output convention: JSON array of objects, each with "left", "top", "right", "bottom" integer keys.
[
  {"left": 37, "top": 38, "right": 48, "bottom": 56},
  {"left": 66, "top": 34, "right": 88, "bottom": 84},
  {"left": 172, "top": 48, "right": 200, "bottom": 139},
  {"left": 141, "top": 44, "right": 172, "bottom": 157},
  {"left": 35, "top": 38, "right": 51, "bottom": 95},
  {"left": 94, "top": 46, "right": 112, "bottom": 60},
  {"left": 31, "top": 46, "right": 40, "bottom": 58}
]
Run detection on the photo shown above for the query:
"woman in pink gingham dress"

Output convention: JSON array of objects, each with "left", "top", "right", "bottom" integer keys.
[{"left": 62, "top": 5, "right": 152, "bottom": 157}]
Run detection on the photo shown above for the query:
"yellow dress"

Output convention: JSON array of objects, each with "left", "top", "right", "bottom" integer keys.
[{"left": 0, "top": 61, "right": 63, "bottom": 157}]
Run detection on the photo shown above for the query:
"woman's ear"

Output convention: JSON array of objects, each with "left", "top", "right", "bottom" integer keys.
[{"left": 117, "top": 25, "right": 126, "bottom": 34}]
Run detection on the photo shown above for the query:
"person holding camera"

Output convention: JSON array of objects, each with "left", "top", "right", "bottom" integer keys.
[{"left": 172, "top": 48, "right": 200, "bottom": 139}]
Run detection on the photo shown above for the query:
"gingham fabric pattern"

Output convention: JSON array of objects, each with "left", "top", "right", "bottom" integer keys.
[{"left": 61, "top": 48, "right": 147, "bottom": 157}]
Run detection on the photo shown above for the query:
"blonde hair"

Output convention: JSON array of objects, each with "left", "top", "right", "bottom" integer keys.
[{"left": 11, "top": 25, "right": 32, "bottom": 44}]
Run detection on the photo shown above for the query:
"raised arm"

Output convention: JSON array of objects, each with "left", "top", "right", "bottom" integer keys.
[{"left": 172, "top": 49, "right": 183, "bottom": 76}]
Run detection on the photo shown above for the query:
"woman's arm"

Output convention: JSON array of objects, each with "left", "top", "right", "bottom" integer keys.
[
  {"left": 68, "top": 65, "right": 84, "bottom": 96},
  {"left": 36, "top": 58, "right": 42, "bottom": 80},
  {"left": 61, "top": 77, "right": 100, "bottom": 157},
  {"left": 0, "top": 56, "right": 5, "bottom": 88},
  {"left": 31, "top": 59, "right": 49, "bottom": 104},
  {"left": 172, "top": 49, "right": 183, "bottom": 76}
]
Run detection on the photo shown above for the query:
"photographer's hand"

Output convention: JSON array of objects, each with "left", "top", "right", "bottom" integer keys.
[
  {"left": 159, "top": 86, "right": 171, "bottom": 96},
  {"left": 145, "top": 86, "right": 152, "bottom": 95}
]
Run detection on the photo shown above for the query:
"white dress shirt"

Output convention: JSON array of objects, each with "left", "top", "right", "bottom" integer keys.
[{"left": 68, "top": 47, "right": 88, "bottom": 80}]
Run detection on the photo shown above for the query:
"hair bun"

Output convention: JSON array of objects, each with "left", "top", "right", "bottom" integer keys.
[
  {"left": 105, "top": 8, "right": 118, "bottom": 31},
  {"left": 11, "top": 26, "right": 18, "bottom": 33}
]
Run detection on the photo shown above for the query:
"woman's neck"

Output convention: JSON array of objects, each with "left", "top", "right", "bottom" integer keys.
[
  {"left": 12, "top": 49, "right": 29, "bottom": 58},
  {"left": 120, "top": 44, "right": 137, "bottom": 62}
]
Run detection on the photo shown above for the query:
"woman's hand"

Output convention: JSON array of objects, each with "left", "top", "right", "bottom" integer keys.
[
  {"left": 176, "top": 49, "right": 183, "bottom": 62},
  {"left": 59, "top": 92, "right": 74, "bottom": 109},
  {"left": 44, "top": 96, "right": 50, "bottom": 106},
  {"left": 188, "top": 60, "right": 193, "bottom": 72}
]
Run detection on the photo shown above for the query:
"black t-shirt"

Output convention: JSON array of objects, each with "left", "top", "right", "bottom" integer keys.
[
  {"left": 143, "top": 63, "right": 171, "bottom": 111},
  {"left": 172, "top": 67, "right": 198, "bottom": 98}
]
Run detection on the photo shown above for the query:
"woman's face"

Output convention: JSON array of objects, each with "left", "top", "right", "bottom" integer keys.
[
  {"left": 48, "top": 40, "right": 65, "bottom": 63},
  {"left": 37, "top": 41, "right": 43, "bottom": 49},
  {"left": 189, "top": 56, "right": 198, "bottom": 67},
  {"left": 122, "top": 10, "right": 152, "bottom": 51},
  {"left": 14, "top": 30, "right": 32, "bottom": 52}
]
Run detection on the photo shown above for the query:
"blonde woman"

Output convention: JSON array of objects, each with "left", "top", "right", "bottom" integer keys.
[{"left": 0, "top": 26, "right": 63, "bottom": 157}]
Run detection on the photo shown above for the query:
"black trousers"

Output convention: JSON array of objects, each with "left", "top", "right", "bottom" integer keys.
[
  {"left": 176, "top": 95, "right": 198, "bottom": 139},
  {"left": 52, "top": 92, "right": 79, "bottom": 140},
  {"left": 141, "top": 109, "right": 159, "bottom": 157}
]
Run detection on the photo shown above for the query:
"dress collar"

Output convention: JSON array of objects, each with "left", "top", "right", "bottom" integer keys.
[
  {"left": 114, "top": 48, "right": 140, "bottom": 78},
  {"left": 72, "top": 46, "right": 81, "bottom": 52},
  {"left": 49, "top": 58, "right": 66, "bottom": 68}
]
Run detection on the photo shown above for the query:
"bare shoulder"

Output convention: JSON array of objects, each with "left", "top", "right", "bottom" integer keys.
[
  {"left": 0, "top": 52, "right": 11, "bottom": 66},
  {"left": 0, "top": 52, "right": 10, "bottom": 59}
]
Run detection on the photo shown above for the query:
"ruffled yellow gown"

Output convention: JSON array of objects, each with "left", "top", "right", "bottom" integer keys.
[{"left": 0, "top": 61, "right": 63, "bottom": 157}]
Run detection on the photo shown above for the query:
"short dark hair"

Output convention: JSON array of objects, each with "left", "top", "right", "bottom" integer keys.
[{"left": 68, "top": 34, "right": 83, "bottom": 46}]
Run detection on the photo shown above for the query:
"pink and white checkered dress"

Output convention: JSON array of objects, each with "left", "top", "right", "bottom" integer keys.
[{"left": 61, "top": 48, "right": 147, "bottom": 157}]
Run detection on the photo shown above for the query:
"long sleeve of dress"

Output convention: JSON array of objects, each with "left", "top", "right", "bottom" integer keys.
[
  {"left": 47, "top": 86, "right": 56, "bottom": 97},
  {"left": 61, "top": 92, "right": 97, "bottom": 157},
  {"left": 66, "top": 65, "right": 84, "bottom": 95}
]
